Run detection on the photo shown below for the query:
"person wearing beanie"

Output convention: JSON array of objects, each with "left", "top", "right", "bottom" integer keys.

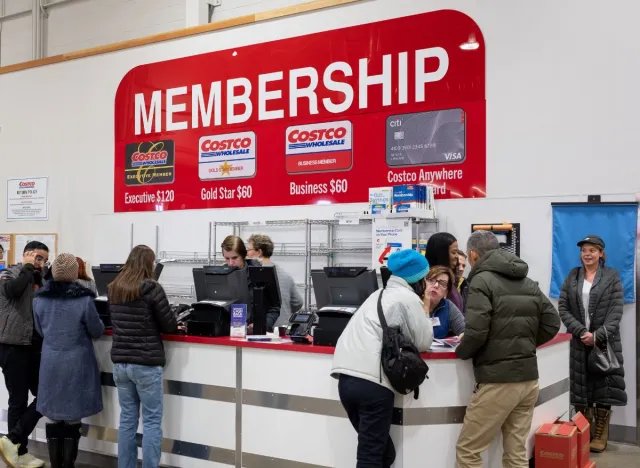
[
  {"left": 33, "top": 253, "right": 105, "bottom": 468},
  {"left": 331, "top": 249, "right": 433, "bottom": 468}
]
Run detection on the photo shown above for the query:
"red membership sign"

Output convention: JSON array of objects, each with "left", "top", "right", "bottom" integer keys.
[{"left": 114, "top": 9, "right": 486, "bottom": 212}]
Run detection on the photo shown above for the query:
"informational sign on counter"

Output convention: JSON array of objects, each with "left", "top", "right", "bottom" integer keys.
[
  {"left": 230, "top": 304, "right": 247, "bottom": 338},
  {"left": 6, "top": 177, "right": 48, "bottom": 221},
  {"left": 114, "top": 10, "right": 486, "bottom": 212}
]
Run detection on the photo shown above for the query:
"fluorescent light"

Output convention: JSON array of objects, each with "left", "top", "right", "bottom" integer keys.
[{"left": 460, "top": 34, "right": 480, "bottom": 51}]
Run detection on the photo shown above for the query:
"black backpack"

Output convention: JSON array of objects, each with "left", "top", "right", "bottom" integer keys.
[{"left": 377, "top": 288, "right": 429, "bottom": 399}]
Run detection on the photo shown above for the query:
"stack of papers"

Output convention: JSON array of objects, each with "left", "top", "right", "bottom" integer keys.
[{"left": 430, "top": 338, "right": 460, "bottom": 351}]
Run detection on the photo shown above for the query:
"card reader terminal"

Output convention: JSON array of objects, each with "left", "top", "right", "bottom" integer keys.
[{"left": 286, "top": 312, "right": 316, "bottom": 344}]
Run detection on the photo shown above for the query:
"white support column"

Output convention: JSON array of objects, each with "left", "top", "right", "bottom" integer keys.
[{"left": 185, "top": 0, "right": 210, "bottom": 27}]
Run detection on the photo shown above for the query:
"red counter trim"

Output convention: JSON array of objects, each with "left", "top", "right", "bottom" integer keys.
[{"left": 103, "top": 331, "right": 571, "bottom": 360}]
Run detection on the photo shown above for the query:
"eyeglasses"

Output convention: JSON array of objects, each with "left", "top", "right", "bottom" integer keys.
[
  {"left": 427, "top": 278, "right": 449, "bottom": 290},
  {"left": 35, "top": 255, "right": 50, "bottom": 266}
]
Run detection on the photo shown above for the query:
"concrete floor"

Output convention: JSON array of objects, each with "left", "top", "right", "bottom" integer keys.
[
  {"left": 591, "top": 442, "right": 640, "bottom": 468},
  {"left": 16, "top": 440, "right": 640, "bottom": 467}
]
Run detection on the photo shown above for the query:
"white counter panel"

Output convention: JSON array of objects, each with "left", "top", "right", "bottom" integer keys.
[
  {"left": 242, "top": 405, "right": 356, "bottom": 467},
  {"left": 242, "top": 347, "right": 338, "bottom": 400}
]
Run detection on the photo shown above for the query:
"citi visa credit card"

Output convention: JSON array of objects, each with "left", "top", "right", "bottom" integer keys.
[{"left": 386, "top": 108, "right": 466, "bottom": 166}]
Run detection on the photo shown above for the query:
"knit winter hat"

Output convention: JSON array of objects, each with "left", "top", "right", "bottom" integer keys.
[
  {"left": 52, "top": 253, "right": 79, "bottom": 282},
  {"left": 387, "top": 249, "right": 430, "bottom": 284}
]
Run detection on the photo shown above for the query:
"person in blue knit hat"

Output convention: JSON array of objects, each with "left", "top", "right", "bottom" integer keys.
[{"left": 331, "top": 249, "right": 433, "bottom": 468}]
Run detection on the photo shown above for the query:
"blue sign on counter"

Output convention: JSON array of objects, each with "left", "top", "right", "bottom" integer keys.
[{"left": 230, "top": 304, "right": 247, "bottom": 338}]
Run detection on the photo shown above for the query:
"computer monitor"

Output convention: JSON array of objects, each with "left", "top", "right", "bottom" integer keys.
[
  {"left": 380, "top": 266, "right": 392, "bottom": 288},
  {"left": 248, "top": 264, "right": 282, "bottom": 335},
  {"left": 192, "top": 265, "right": 251, "bottom": 309},
  {"left": 92, "top": 263, "right": 164, "bottom": 297},
  {"left": 311, "top": 266, "right": 379, "bottom": 310},
  {"left": 92, "top": 264, "right": 123, "bottom": 297},
  {"left": 190, "top": 265, "right": 252, "bottom": 337}
]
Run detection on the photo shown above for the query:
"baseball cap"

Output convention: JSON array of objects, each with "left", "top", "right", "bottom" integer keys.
[{"left": 577, "top": 235, "right": 605, "bottom": 249}]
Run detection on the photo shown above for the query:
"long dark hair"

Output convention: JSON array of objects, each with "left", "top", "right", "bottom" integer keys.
[
  {"left": 108, "top": 245, "right": 156, "bottom": 304},
  {"left": 425, "top": 232, "right": 457, "bottom": 268}
]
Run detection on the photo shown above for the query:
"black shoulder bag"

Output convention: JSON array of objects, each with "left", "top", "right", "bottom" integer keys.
[{"left": 377, "top": 288, "right": 429, "bottom": 399}]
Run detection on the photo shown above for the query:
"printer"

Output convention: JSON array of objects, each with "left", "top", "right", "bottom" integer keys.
[
  {"left": 188, "top": 265, "right": 252, "bottom": 337},
  {"left": 311, "top": 266, "right": 378, "bottom": 346}
]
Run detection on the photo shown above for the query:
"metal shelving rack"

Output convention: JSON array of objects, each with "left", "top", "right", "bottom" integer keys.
[{"left": 156, "top": 215, "right": 439, "bottom": 307}]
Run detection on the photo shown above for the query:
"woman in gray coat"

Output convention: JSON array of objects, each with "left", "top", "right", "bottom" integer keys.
[
  {"left": 558, "top": 235, "right": 626, "bottom": 453},
  {"left": 33, "top": 254, "right": 105, "bottom": 468}
]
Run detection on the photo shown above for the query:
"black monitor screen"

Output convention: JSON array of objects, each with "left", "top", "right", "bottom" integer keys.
[
  {"left": 248, "top": 265, "right": 281, "bottom": 310},
  {"left": 380, "top": 266, "right": 392, "bottom": 288},
  {"left": 311, "top": 267, "right": 378, "bottom": 310},
  {"left": 193, "top": 265, "right": 251, "bottom": 310},
  {"left": 93, "top": 263, "right": 164, "bottom": 297}
]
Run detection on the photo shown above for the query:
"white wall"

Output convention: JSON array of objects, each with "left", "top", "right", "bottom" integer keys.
[
  {"left": 0, "top": 0, "right": 317, "bottom": 67},
  {"left": 0, "top": 0, "right": 638, "bottom": 436},
  {"left": 0, "top": 0, "right": 186, "bottom": 66}
]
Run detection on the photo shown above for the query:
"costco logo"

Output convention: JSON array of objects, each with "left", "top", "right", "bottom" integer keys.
[
  {"left": 131, "top": 150, "right": 168, "bottom": 167},
  {"left": 198, "top": 131, "right": 256, "bottom": 181},
  {"left": 285, "top": 121, "right": 353, "bottom": 174},
  {"left": 19, "top": 181, "right": 36, "bottom": 188}
]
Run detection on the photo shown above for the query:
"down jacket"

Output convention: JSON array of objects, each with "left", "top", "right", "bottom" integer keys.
[
  {"left": 109, "top": 280, "right": 177, "bottom": 367},
  {"left": 331, "top": 275, "right": 433, "bottom": 392},
  {"left": 558, "top": 266, "right": 626, "bottom": 407},
  {"left": 456, "top": 249, "right": 560, "bottom": 383}
]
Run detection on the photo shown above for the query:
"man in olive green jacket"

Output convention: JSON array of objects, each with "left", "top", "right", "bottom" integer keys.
[{"left": 455, "top": 231, "right": 560, "bottom": 468}]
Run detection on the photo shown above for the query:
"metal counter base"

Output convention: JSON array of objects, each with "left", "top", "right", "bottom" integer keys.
[{"left": 0, "top": 335, "right": 571, "bottom": 468}]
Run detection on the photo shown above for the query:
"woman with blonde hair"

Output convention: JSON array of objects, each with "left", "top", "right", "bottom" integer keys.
[
  {"left": 108, "top": 245, "right": 177, "bottom": 468},
  {"left": 422, "top": 266, "right": 465, "bottom": 339}
]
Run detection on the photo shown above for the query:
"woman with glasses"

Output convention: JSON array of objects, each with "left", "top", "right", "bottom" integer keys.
[
  {"left": 425, "top": 232, "right": 465, "bottom": 312},
  {"left": 423, "top": 266, "right": 465, "bottom": 339}
]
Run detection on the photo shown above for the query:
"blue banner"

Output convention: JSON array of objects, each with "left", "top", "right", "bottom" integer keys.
[{"left": 550, "top": 204, "right": 637, "bottom": 303}]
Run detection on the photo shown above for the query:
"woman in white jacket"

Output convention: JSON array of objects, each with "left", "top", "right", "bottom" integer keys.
[{"left": 331, "top": 249, "right": 433, "bottom": 468}]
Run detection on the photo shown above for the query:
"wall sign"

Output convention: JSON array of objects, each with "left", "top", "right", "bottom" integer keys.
[
  {"left": 6, "top": 177, "right": 49, "bottom": 221},
  {"left": 114, "top": 10, "right": 486, "bottom": 213}
]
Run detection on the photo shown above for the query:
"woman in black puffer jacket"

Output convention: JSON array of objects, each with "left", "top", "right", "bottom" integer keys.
[
  {"left": 558, "top": 235, "right": 626, "bottom": 454},
  {"left": 108, "top": 245, "right": 177, "bottom": 468}
]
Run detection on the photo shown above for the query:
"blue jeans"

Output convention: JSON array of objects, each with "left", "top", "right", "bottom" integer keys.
[{"left": 113, "top": 363, "right": 164, "bottom": 468}]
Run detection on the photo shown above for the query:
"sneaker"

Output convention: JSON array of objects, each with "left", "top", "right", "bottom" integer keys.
[
  {"left": 18, "top": 453, "right": 45, "bottom": 468},
  {"left": 0, "top": 436, "right": 20, "bottom": 468}
]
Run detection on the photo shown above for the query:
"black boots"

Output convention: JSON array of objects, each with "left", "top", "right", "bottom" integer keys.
[
  {"left": 46, "top": 422, "right": 65, "bottom": 468},
  {"left": 46, "top": 422, "right": 82, "bottom": 468}
]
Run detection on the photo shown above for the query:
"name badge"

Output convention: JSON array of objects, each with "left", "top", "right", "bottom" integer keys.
[{"left": 431, "top": 317, "right": 441, "bottom": 327}]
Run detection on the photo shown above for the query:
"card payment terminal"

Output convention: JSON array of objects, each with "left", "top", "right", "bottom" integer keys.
[{"left": 286, "top": 312, "right": 316, "bottom": 344}]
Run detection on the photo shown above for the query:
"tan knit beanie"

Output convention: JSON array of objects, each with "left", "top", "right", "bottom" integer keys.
[{"left": 52, "top": 253, "right": 79, "bottom": 282}]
